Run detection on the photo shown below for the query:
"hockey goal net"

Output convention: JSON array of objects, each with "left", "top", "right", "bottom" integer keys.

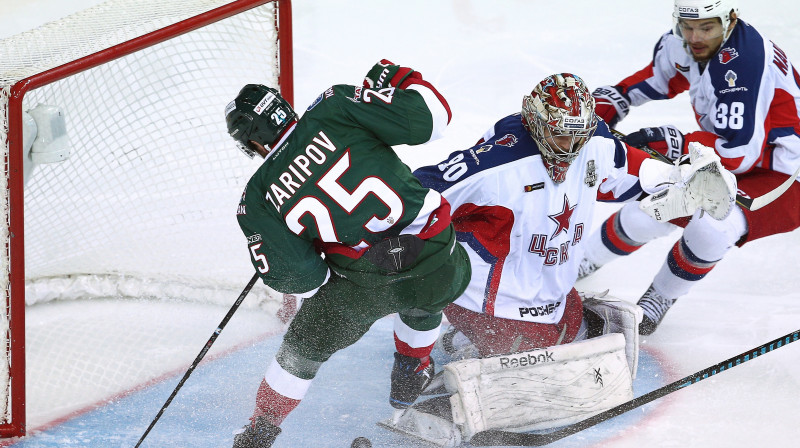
[{"left": 0, "top": 0, "right": 291, "bottom": 436}]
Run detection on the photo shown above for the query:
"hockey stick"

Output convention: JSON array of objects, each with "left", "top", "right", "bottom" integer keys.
[
  {"left": 134, "top": 272, "right": 260, "bottom": 448},
  {"left": 735, "top": 164, "right": 800, "bottom": 211},
  {"left": 470, "top": 328, "right": 800, "bottom": 446},
  {"left": 609, "top": 128, "right": 800, "bottom": 211}
]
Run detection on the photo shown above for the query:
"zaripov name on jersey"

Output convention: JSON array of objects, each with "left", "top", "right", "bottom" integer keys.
[{"left": 264, "top": 130, "right": 339, "bottom": 211}]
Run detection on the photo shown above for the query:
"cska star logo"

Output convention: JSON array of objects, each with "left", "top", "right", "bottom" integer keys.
[
  {"left": 719, "top": 47, "right": 739, "bottom": 64},
  {"left": 548, "top": 194, "right": 576, "bottom": 240}
]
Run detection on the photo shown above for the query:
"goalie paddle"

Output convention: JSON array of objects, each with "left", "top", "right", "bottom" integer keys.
[
  {"left": 470, "top": 328, "right": 800, "bottom": 446},
  {"left": 134, "top": 272, "right": 260, "bottom": 448},
  {"left": 609, "top": 128, "right": 800, "bottom": 211}
]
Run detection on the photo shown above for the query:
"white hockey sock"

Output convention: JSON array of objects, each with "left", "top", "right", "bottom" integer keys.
[
  {"left": 584, "top": 202, "right": 674, "bottom": 267},
  {"left": 652, "top": 207, "right": 746, "bottom": 299}
]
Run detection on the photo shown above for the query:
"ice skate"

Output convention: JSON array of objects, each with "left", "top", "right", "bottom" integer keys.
[
  {"left": 577, "top": 257, "right": 600, "bottom": 279},
  {"left": 636, "top": 284, "right": 677, "bottom": 335},
  {"left": 390, "top": 353, "right": 435, "bottom": 409},
  {"left": 232, "top": 416, "right": 281, "bottom": 448}
]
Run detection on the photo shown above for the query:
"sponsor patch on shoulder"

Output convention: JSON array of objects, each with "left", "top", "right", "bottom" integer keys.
[
  {"left": 524, "top": 182, "right": 545, "bottom": 192},
  {"left": 674, "top": 62, "right": 689, "bottom": 72},
  {"left": 724, "top": 70, "right": 738, "bottom": 87},
  {"left": 307, "top": 93, "right": 324, "bottom": 111}
]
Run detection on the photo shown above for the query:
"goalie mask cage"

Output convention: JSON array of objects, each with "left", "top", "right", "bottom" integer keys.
[{"left": 0, "top": 0, "right": 292, "bottom": 437}]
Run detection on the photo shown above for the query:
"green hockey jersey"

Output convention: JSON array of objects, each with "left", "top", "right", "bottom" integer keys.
[{"left": 237, "top": 84, "right": 453, "bottom": 295}]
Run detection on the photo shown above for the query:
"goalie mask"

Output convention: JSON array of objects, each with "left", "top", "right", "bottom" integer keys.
[
  {"left": 225, "top": 84, "right": 297, "bottom": 159},
  {"left": 522, "top": 73, "right": 598, "bottom": 184}
]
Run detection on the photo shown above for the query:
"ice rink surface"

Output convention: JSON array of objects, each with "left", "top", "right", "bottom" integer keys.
[{"left": 1, "top": 0, "right": 799, "bottom": 446}]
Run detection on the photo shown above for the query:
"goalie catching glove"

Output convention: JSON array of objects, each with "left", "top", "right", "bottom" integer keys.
[
  {"left": 638, "top": 142, "right": 737, "bottom": 222},
  {"left": 363, "top": 59, "right": 422, "bottom": 89}
]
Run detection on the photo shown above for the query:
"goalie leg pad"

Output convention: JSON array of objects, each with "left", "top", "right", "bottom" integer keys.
[
  {"left": 444, "top": 333, "right": 633, "bottom": 440},
  {"left": 581, "top": 291, "right": 643, "bottom": 378}
]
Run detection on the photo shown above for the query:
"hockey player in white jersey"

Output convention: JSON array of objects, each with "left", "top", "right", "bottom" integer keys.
[
  {"left": 582, "top": 0, "right": 800, "bottom": 335},
  {"left": 378, "top": 73, "right": 737, "bottom": 445}
]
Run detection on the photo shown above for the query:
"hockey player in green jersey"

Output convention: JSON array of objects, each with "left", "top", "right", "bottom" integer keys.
[{"left": 227, "top": 60, "right": 471, "bottom": 448}]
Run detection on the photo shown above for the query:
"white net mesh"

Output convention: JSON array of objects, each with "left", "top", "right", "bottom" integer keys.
[{"left": 0, "top": 0, "right": 286, "bottom": 430}]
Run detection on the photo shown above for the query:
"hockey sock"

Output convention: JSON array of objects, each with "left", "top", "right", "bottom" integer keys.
[
  {"left": 654, "top": 237, "right": 719, "bottom": 299},
  {"left": 394, "top": 314, "right": 441, "bottom": 370},
  {"left": 598, "top": 211, "right": 645, "bottom": 257},
  {"left": 252, "top": 380, "right": 300, "bottom": 426},
  {"left": 251, "top": 358, "right": 313, "bottom": 426},
  {"left": 394, "top": 341, "right": 434, "bottom": 371}
]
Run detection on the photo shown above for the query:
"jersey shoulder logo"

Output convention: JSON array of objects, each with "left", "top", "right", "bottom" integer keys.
[
  {"left": 495, "top": 134, "right": 518, "bottom": 147},
  {"left": 719, "top": 47, "right": 739, "bottom": 64}
]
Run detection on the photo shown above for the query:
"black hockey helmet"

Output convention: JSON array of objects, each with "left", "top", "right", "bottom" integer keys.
[{"left": 225, "top": 84, "right": 297, "bottom": 158}]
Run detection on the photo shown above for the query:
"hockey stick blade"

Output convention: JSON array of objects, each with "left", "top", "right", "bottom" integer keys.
[
  {"left": 470, "top": 328, "right": 800, "bottom": 447},
  {"left": 134, "top": 272, "right": 260, "bottom": 448},
  {"left": 608, "top": 128, "right": 799, "bottom": 212},
  {"left": 736, "top": 164, "right": 800, "bottom": 211}
]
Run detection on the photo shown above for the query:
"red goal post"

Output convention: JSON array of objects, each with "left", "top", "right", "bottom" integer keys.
[{"left": 0, "top": 0, "right": 292, "bottom": 437}]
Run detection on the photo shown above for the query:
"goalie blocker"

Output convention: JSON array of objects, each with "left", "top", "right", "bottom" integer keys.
[{"left": 379, "top": 294, "right": 642, "bottom": 446}]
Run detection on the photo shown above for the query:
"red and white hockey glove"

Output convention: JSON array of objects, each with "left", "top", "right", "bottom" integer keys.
[
  {"left": 622, "top": 125, "right": 686, "bottom": 161},
  {"left": 363, "top": 59, "right": 422, "bottom": 90},
  {"left": 592, "top": 85, "right": 631, "bottom": 129}
]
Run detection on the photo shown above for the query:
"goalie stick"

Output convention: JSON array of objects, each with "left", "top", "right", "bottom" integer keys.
[
  {"left": 134, "top": 272, "right": 260, "bottom": 448},
  {"left": 609, "top": 128, "right": 800, "bottom": 211},
  {"left": 469, "top": 328, "right": 800, "bottom": 446}
]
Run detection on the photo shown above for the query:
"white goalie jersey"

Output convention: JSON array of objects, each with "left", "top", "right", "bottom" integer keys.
[{"left": 414, "top": 114, "right": 654, "bottom": 323}]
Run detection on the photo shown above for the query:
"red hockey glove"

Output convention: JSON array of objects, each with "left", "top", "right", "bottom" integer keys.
[
  {"left": 592, "top": 85, "right": 631, "bottom": 128},
  {"left": 363, "top": 59, "right": 422, "bottom": 89}
]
